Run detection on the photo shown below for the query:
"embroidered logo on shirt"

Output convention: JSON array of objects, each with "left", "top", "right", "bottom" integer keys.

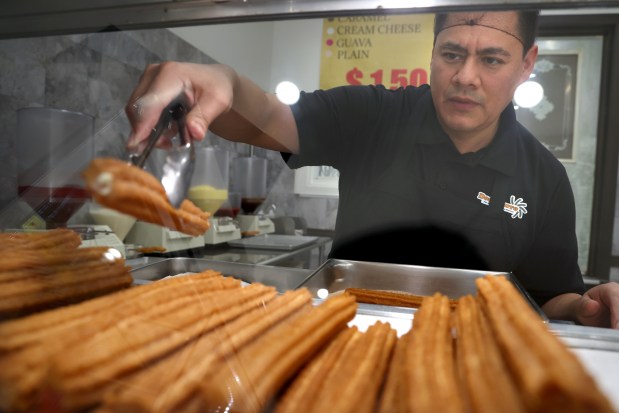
[
  {"left": 503, "top": 195, "right": 528, "bottom": 219},
  {"left": 477, "top": 192, "right": 491, "bottom": 205}
]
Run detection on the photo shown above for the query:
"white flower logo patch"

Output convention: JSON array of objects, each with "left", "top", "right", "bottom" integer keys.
[{"left": 503, "top": 195, "right": 528, "bottom": 219}]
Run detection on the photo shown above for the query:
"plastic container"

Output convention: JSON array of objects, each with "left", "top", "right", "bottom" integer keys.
[
  {"left": 16, "top": 107, "right": 94, "bottom": 228},
  {"left": 215, "top": 191, "right": 242, "bottom": 218},
  {"left": 89, "top": 205, "right": 137, "bottom": 241},
  {"left": 231, "top": 156, "right": 267, "bottom": 214},
  {"left": 188, "top": 147, "right": 229, "bottom": 214}
]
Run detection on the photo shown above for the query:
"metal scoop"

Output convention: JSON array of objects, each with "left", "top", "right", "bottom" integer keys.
[{"left": 129, "top": 95, "right": 195, "bottom": 208}]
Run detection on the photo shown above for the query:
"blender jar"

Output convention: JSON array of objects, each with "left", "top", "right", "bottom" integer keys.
[
  {"left": 17, "top": 107, "right": 94, "bottom": 228},
  {"left": 188, "top": 147, "right": 230, "bottom": 214},
  {"left": 231, "top": 156, "right": 267, "bottom": 214}
]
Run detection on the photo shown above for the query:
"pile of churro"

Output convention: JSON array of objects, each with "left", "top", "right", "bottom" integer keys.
[
  {"left": 0, "top": 229, "right": 132, "bottom": 321},
  {"left": 82, "top": 158, "right": 210, "bottom": 236},
  {"left": 0, "top": 272, "right": 613, "bottom": 413}
]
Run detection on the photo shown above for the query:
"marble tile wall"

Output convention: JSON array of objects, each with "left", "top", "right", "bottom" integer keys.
[{"left": 0, "top": 29, "right": 338, "bottom": 230}]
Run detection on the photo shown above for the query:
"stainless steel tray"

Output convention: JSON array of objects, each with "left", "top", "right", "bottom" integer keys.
[
  {"left": 299, "top": 259, "right": 545, "bottom": 317},
  {"left": 129, "top": 257, "right": 312, "bottom": 292}
]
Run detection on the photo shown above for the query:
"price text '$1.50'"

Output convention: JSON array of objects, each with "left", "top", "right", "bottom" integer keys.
[{"left": 346, "top": 67, "right": 428, "bottom": 88}]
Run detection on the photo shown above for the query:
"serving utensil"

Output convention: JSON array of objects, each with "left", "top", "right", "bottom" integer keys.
[{"left": 129, "top": 95, "right": 195, "bottom": 208}]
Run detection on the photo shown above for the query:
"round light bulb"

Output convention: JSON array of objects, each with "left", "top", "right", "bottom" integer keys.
[
  {"left": 514, "top": 80, "right": 544, "bottom": 108},
  {"left": 275, "top": 81, "right": 300, "bottom": 105}
]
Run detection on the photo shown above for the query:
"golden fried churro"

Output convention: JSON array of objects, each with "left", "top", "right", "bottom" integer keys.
[
  {"left": 275, "top": 327, "right": 359, "bottom": 413},
  {"left": 306, "top": 321, "right": 396, "bottom": 413},
  {"left": 0, "top": 228, "right": 82, "bottom": 252},
  {"left": 200, "top": 293, "right": 357, "bottom": 413},
  {"left": 377, "top": 331, "right": 410, "bottom": 413},
  {"left": 455, "top": 294, "right": 525, "bottom": 413},
  {"left": 0, "top": 270, "right": 223, "bottom": 354},
  {"left": 0, "top": 273, "right": 243, "bottom": 412},
  {"left": 476, "top": 275, "right": 614, "bottom": 413},
  {"left": 0, "top": 270, "right": 132, "bottom": 321},
  {"left": 0, "top": 246, "right": 121, "bottom": 282},
  {"left": 0, "top": 242, "right": 132, "bottom": 321},
  {"left": 103, "top": 289, "right": 312, "bottom": 413},
  {"left": 405, "top": 293, "right": 467, "bottom": 413},
  {"left": 82, "top": 158, "right": 210, "bottom": 236},
  {"left": 345, "top": 287, "right": 458, "bottom": 309},
  {"left": 47, "top": 283, "right": 277, "bottom": 412}
]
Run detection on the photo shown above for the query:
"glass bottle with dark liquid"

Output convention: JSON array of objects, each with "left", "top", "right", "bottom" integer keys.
[
  {"left": 232, "top": 156, "right": 267, "bottom": 216},
  {"left": 18, "top": 186, "right": 90, "bottom": 228},
  {"left": 17, "top": 107, "right": 94, "bottom": 229},
  {"left": 241, "top": 197, "right": 265, "bottom": 215}
]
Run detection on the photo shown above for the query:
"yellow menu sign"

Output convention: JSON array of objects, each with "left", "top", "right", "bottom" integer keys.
[{"left": 320, "top": 14, "right": 435, "bottom": 90}]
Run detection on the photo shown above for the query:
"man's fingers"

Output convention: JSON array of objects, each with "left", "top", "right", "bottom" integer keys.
[
  {"left": 186, "top": 106, "right": 207, "bottom": 141},
  {"left": 126, "top": 63, "right": 188, "bottom": 149},
  {"left": 125, "top": 62, "right": 235, "bottom": 149},
  {"left": 578, "top": 296, "right": 601, "bottom": 318}
]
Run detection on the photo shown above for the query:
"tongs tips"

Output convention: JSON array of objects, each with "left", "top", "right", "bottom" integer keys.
[{"left": 129, "top": 95, "right": 195, "bottom": 208}]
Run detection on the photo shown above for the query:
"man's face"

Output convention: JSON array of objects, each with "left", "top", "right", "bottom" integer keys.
[{"left": 430, "top": 12, "right": 537, "bottom": 142}]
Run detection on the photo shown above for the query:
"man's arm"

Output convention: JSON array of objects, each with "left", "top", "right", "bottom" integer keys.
[{"left": 126, "top": 62, "right": 299, "bottom": 154}]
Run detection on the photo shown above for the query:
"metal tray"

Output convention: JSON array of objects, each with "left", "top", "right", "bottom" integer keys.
[
  {"left": 298, "top": 259, "right": 545, "bottom": 317},
  {"left": 129, "top": 257, "right": 312, "bottom": 292}
]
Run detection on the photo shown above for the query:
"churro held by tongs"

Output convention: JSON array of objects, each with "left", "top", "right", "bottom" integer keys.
[{"left": 82, "top": 97, "right": 210, "bottom": 236}]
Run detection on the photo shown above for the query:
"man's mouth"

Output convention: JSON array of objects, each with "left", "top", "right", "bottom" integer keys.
[{"left": 447, "top": 96, "right": 480, "bottom": 110}]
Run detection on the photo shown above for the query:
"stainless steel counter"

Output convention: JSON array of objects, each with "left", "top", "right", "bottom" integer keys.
[{"left": 156, "top": 236, "right": 332, "bottom": 270}]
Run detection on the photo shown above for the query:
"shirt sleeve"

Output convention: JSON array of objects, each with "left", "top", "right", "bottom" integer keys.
[{"left": 285, "top": 84, "right": 417, "bottom": 171}]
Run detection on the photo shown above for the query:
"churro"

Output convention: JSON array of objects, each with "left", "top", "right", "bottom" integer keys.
[
  {"left": 47, "top": 283, "right": 276, "bottom": 412},
  {"left": 377, "top": 331, "right": 410, "bottom": 413},
  {"left": 82, "top": 158, "right": 210, "bottom": 236},
  {"left": 0, "top": 273, "right": 244, "bottom": 412},
  {"left": 0, "top": 234, "right": 132, "bottom": 321},
  {"left": 405, "top": 293, "right": 467, "bottom": 413},
  {"left": 303, "top": 321, "right": 396, "bottom": 413},
  {"left": 0, "top": 270, "right": 222, "bottom": 353},
  {"left": 344, "top": 287, "right": 458, "bottom": 309},
  {"left": 103, "top": 289, "right": 312, "bottom": 413},
  {"left": 0, "top": 228, "right": 82, "bottom": 252},
  {"left": 275, "top": 327, "right": 360, "bottom": 413},
  {"left": 476, "top": 275, "right": 614, "bottom": 413},
  {"left": 200, "top": 293, "right": 357, "bottom": 413},
  {"left": 455, "top": 294, "right": 525, "bottom": 413}
]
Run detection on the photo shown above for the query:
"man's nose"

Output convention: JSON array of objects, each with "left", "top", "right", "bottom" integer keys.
[{"left": 452, "top": 58, "right": 481, "bottom": 87}]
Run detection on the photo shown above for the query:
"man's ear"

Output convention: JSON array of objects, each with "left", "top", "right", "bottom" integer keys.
[{"left": 519, "top": 44, "right": 538, "bottom": 84}]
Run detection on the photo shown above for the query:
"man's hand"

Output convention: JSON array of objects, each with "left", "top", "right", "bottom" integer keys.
[
  {"left": 574, "top": 282, "right": 619, "bottom": 329},
  {"left": 125, "top": 61, "right": 299, "bottom": 154},
  {"left": 542, "top": 282, "right": 619, "bottom": 329},
  {"left": 125, "top": 62, "right": 235, "bottom": 151}
]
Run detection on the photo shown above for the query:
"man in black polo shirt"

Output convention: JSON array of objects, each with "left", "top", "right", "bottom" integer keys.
[{"left": 126, "top": 11, "right": 619, "bottom": 328}]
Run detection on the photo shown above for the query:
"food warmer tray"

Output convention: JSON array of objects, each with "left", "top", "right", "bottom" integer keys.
[
  {"left": 298, "top": 259, "right": 619, "bottom": 409},
  {"left": 128, "top": 257, "right": 312, "bottom": 293},
  {"left": 298, "top": 258, "right": 544, "bottom": 314}
]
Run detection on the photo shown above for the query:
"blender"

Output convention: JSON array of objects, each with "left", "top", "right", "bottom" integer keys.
[
  {"left": 232, "top": 152, "right": 275, "bottom": 236},
  {"left": 188, "top": 146, "right": 241, "bottom": 244},
  {"left": 17, "top": 107, "right": 94, "bottom": 229}
]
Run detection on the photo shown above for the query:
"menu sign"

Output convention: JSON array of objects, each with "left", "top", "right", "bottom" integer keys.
[{"left": 319, "top": 14, "right": 435, "bottom": 89}]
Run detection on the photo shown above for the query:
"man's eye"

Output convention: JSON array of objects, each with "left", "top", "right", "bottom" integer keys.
[
  {"left": 483, "top": 57, "right": 504, "bottom": 66},
  {"left": 443, "top": 52, "right": 462, "bottom": 62}
]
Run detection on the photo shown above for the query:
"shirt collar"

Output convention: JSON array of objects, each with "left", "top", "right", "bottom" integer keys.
[{"left": 417, "top": 95, "right": 519, "bottom": 176}]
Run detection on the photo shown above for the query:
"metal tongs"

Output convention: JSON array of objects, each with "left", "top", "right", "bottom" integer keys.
[{"left": 129, "top": 95, "right": 195, "bottom": 208}]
